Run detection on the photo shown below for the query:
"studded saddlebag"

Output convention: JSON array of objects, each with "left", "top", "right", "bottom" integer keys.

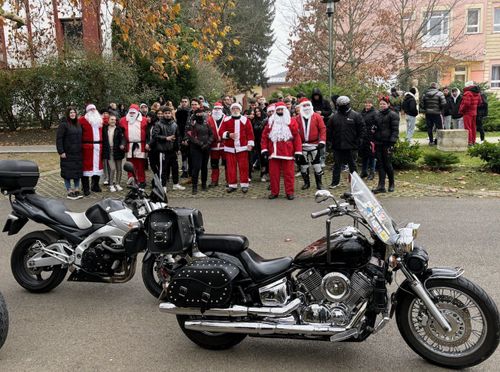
[{"left": 166, "top": 258, "right": 239, "bottom": 310}]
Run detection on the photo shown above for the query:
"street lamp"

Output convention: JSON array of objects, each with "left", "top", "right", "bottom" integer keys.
[{"left": 321, "top": 0, "right": 340, "bottom": 97}]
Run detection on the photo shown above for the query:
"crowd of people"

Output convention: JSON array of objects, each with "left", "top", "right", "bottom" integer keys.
[{"left": 56, "top": 82, "right": 487, "bottom": 200}]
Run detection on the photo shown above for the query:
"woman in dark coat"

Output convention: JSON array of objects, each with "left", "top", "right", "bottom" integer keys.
[
  {"left": 56, "top": 106, "right": 83, "bottom": 199},
  {"left": 373, "top": 98, "right": 400, "bottom": 194},
  {"left": 252, "top": 107, "right": 267, "bottom": 181}
]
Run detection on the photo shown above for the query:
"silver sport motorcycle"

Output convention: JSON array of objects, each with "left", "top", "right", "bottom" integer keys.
[
  {"left": 150, "top": 172, "right": 499, "bottom": 369},
  {"left": 0, "top": 160, "right": 165, "bottom": 297}
]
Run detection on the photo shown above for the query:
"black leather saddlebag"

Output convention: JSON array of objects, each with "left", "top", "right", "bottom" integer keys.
[{"left": 166, "top": 258, "right": 239, "bottom": 309}]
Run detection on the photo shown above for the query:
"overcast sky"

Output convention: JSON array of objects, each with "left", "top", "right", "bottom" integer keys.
[{"left": 265, "top": 0, "right": 299, "bottom": 77}]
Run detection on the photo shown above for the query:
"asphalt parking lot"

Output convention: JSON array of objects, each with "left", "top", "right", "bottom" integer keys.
[{"left": 0, "top": 196, "right": 499, "bottom": 371}]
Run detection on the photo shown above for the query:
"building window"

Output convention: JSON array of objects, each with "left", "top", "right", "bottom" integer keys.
[
  {"left": 454, "top": 65, "right": 467, "bottom": 83},
  {"left": 423, "top": 10, "right": 450, "bottom": 47},
  {"left": 492, "top": 65, "right": 500, "bottom": 88},
  {"left": 466, "top": 8, "right": 480, "bottom": 33},
  {"left": 494, "top": 8, "right": 500, "bottom": 33},
  {"left": 60, "top": 18, "right": 83, "bottom": 50}
]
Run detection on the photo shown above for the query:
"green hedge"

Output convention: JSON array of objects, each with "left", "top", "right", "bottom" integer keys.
[
  {"left": 392, "top": 139, "right": 422, "bottom": 169},
  {"left": 468, "top": 141, "right": 500, "bottom": 173},
  {"left": 0, "top": 56, "right": 159, "bottom": 130}
]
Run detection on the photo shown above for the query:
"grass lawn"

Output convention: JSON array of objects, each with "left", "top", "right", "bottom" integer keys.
[
  {"left": 395, "top": 146, "right": 500, "bottom": 192},
  {"left": 401, "top": 131, "right": 500, "bottom": 140},
  {"left": 0, "top": 153, "right": 60, "bottom": 173}
]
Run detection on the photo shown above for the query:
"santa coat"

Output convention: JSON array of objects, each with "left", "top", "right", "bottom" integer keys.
[
  {"left": 261, "top": 120, "right": 302, "bottom": 160},
  {"left": 79, "top": 116, "right": 103, "bottom": 176},
  {"left": 294, "top": 113, "right": 326, "bottom": 151},
  {"left": 208, "top": 115, "right": 225, "bottom": 151},
  {"left": 219, "top": 116, "right": 255, "bottom": 153},
  {"left": 120, "top": 116, "right": 148, "bottom": 159}
]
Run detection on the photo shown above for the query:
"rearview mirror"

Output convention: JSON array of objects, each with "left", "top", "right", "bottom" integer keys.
[
  {"left": 315, "top": 190, "right": 332, "bottom": 203},
  {"left": 123, "top": 162, "right": 135, "bottom": 174}
]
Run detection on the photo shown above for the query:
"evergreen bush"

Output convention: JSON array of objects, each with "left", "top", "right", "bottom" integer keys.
[
  {"left": 392, "top": 139, "right": 422, "bottom": 169},
  {"left": 423, "top": 152, "right": 460, "bottom": 170},
  {"left": 468, "top": 141, "right": 500, "bottom": 173}
]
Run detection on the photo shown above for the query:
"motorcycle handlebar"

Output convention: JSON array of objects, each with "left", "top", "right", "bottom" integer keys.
[{"left": 311, "top": 208, "right": 332, "bottom": 219}]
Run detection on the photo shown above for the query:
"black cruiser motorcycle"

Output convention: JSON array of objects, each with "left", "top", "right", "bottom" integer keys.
[
  {"left": 149, "top": 172, "right": 499, "bottom": 369},
  {"left": 0, "top": 160, "right": 165, "bottom": 297}
]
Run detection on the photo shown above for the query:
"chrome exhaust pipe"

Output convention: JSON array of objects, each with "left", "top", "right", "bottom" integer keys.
[
  {"left": 159, "top": 298, "right": 302, "bottom": 318},
  {"left": 184, "top": 320, "right": 359, "bottom": 339}
]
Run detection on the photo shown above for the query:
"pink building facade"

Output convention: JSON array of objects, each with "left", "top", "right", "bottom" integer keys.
[{"left": 422, "top": 0, "right": 500, "bottom": 91}]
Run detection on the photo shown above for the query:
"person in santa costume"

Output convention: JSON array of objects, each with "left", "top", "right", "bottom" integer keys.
[
  {"left": 294, "top": 97, "right": 327, "bottom": 190},
  {"left": 219, "top": 103, "right": 255, "bottom": 193},
  {"left": 79, "top": 104, "right": 104, "bottom": 196},
  {"left": 261, "top": 102, "right": 303, "bottom": 200},
  {"left": 119, "top": 104, "right": 149, "bottom": 188},
  {"left": 208, "top": 102, "right": 226, "bottom": 187}
]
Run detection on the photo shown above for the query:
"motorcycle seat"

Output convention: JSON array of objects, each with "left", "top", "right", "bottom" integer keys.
[
  {"left": 198, "top": 234, "right": 249, "bottom": 255},
  {"left": 239, "top": 249, "right": 293, "bottom": 282},
  {"left": 24, "top": 194, "right": 92, "bottom": 229}
]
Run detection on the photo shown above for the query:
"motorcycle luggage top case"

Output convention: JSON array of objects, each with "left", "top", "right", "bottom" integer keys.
[
  {"left": 0, "top": 160, "right": 39, "bottom": 194},
  {"left": 166, "top": 258, "right": 239, "bottom": 310}
]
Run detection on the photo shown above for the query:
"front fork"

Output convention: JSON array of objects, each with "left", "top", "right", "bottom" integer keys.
[{"left": 398, "top": 263, "right": 453, "bottom": 332}]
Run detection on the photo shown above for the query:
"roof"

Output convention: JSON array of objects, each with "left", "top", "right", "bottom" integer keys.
[{"left": 267, "top": 71, "right": 287, "bottom": 85}]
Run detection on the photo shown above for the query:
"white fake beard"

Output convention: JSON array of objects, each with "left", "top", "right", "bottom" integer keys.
[
  {"left": 269, "top": 115, "right": 292, "bottom": 142},
  {"left": 212, "top": 110, "right": 223, "bottom": 121},
  {"left": 127, "top": 111, "right": 141, "bottom": 125},
  {"left": 85, "top": 111, "right": 103, "bottom": 128},
  {"left": 300, "top": 106, "right": 313, "bottom": 119}
]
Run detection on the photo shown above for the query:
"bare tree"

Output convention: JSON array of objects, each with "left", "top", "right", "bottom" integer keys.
[{"left": 380, "top": 0, "right": 467, "bottom": 90}]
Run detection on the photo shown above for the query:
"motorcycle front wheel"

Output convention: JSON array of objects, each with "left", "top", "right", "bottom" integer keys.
[
  {"left": 396, "top": 277, "right": 500, "bottom": 369},
  {"left": 176, "top": 315, "right": 247, "bottom": 350},
  {"left": 0, "top": 291, "right": 8, "bottom": 350},
  {"left": 11, "top": 231, "right": 68, "bottom": 293},
  {"left": 141, "top": 254, "right": 166, "bottom": 298}
]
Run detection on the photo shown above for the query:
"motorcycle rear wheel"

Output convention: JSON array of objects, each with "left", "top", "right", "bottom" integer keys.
[
  {"left": 396, "top": 277, "right": 500, "bottom": 369},
  {"left": 177, "top": 315, "right": 247, "bottom": 350},
  {"left": 11, "top": 231, "right": 68, "bottom": 293},
  {"left": 0, "top": 291, "right": 8, "bottom": 350}
]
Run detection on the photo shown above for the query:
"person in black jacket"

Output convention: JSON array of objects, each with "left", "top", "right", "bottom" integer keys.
[
  {"left": 360, "top": 99, "right": 377, "bottom": 180},
  {"left": 56, "top": 106, "right": 83, "bottom": 200},
  {"left": 476, "top": 89, "right": 488, "bottom": 142},
  {"left": 373, "top": 98, "right": 400, "bottom": 193},
  {"left": 420, "top": 82, "right": 447, "bottom": 145},
  {"left": 326, "top": 96, "right": 365, "bottom": 188},
  {"left": 402, "top": 88, "right": 418, "bottom": 141},
  {"left": 151, "top": 108, "right": 186, "bottom": 191},
  {"left": 102, "top": 115, "right": 126, "bottom": 192},
  {"left": 449, "top": 88, "right": 463, "bottom": 129},
  {"left": 176, "top": 97, "right": 192, "bottom": 178},
  {"left": 311, "top": 88, "right": 332, "bottom": 122},
  {"left": 185, "top": 108, "right": 214, "bottom": 194}
]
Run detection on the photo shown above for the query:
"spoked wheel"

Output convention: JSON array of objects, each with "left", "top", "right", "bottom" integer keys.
[
  {"left": 11, "top": 232, "right": 68, "bottom": 293},
  {"left": 397, "top": 277, "right": 500, "bottom": 369},
  {"left": 177, "top": 315, "right": 247, "bottom": 350},
  {"left": 141, "top": 254, "right": 168, "bottom": 298}
]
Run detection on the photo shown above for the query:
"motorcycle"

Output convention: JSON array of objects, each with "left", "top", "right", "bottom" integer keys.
[
  {"left": 0, "top": 160, "right": 165, "bottom": 297},
  {"left": 151, "top": 171, "right": 499, "bottom": 369},
  {"left": 0, "top": 290, "right": 8, "bottom": 350}
]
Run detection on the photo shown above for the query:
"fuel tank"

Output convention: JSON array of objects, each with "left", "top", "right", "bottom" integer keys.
[{"left": 294, "top": 226, "right": 372, "bottom": 269}]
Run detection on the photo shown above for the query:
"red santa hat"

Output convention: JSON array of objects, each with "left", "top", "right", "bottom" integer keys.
[
  {"left": 266, "top": 104, "right": 276, "bottom": 113},
  {"left": 275, "top": 102, "right": 287, "bottom": 110},
  {"left": 129, "top": 104, "right": 140, "bottom": 112},
  {"left": 230, "top": 102, "right": 242, "bottom": 111},
  {"left": 85, "top": 104, "right": 97, "bottom": 112},
  {"left": 298, "top": 97, "right": 311, "bottom": 106},
  {"left": 213, "top": 102, "right": 223, "bottom": 109}
]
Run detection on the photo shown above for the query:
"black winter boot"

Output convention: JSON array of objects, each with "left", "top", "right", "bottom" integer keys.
[
  {"left": 91, "top": 176, "right": 101, "bottom": 192},
  {"left": 367, "top": 170, "right": 375, "bottom": 181},
  {"left": 82, "top": 177, "right": 90, "bottom": 196},
  {"left": 314, "top": 173, "right": 324, "bottom": 190},
  {"left": 301, "top": 172, "right": 310, "bottom": 190}
]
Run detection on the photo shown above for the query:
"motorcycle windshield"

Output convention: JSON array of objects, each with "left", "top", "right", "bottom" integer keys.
[{"left": 350, "top": 172, "right": 397, "bottom": 244}]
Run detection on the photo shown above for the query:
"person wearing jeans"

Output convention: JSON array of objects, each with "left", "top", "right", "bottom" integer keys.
[
  {"left": 402, "top": 88, "right": 418, "bottom": 142},
  {"left": 102, "top": 115, "right": 126, "bottom": 192},
  {"left": 56, "top": 106, "right": 83, "bottom": 200}
]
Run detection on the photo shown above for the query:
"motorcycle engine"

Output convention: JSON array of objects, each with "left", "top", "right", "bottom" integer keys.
[
  {"left": 296, "top": 262, "right": 383, "bottom": 326},
  {"left": 81, "top": 239, "right": 124, "bottom": 274}
]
